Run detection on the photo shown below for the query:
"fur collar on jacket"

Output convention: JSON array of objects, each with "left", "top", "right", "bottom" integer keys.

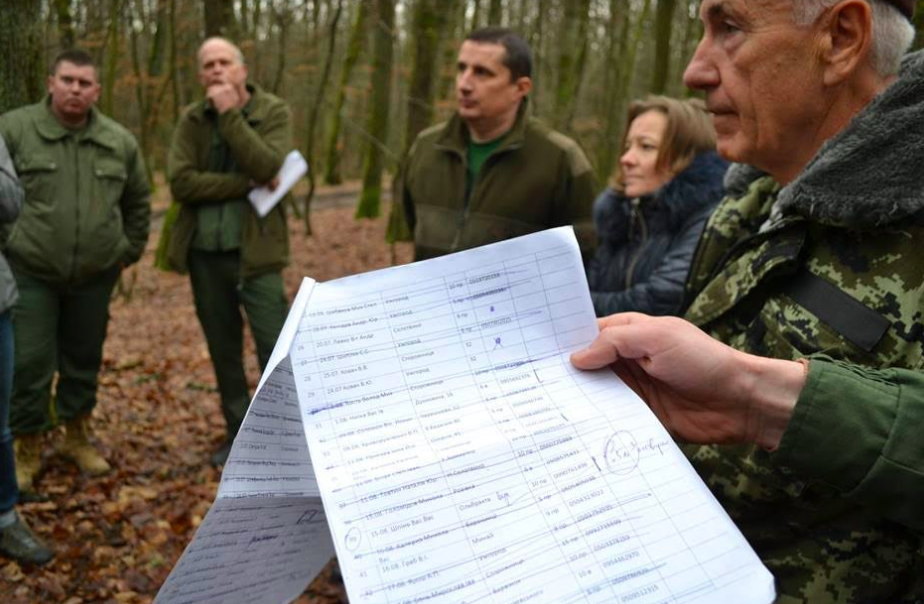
[
  {"left": 595, "top": 151, "right": 728, "bottom": 245},
  {"left": 725, "top": 49, "right": 924, "bottom": 229}
]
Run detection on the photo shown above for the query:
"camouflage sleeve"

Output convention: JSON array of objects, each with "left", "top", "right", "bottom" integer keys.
[{"left": 772, "top": 357, "right": 924, "bottom": 532}]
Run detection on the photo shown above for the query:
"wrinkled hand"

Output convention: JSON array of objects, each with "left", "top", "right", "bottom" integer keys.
[
  {"left": 207, "top": 82, "right": 240, "bottom": 114},
  {"left": 570, "top": 313, "right": 802, "bottom": 449}
]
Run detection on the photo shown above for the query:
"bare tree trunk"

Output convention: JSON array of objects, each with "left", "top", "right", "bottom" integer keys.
[
  {"left": 515, "top": 0, "right": 528, "bottom": 30},
  {"left": 597, "top": 0, "right": 630, "bottom": 183},
  {"left": 303, "top": 0, "right": 344, "bottom": 235},
  {"left": 356, "top": 0, "right": 396, "bottom": 219},
  {"left": 487, "top": 0, "right": 503, "bottom": 25},
  {"left": 651, "top": 0, "right": 678, "bottom": 94},
  {"left": 101, "top": 0, "right": 122, "bottom": 116},
  {"left": 528, "top": 0, "right": 548, "bottom": 108},
  {"left": 554, "top": 0, "right": 592, "bottom": 132},
  {"left": 271, "top": 3, "right": 294, "bottom": 94},
  {"left": 323, "top": 0, "right": 370, "bottom": 185},
  {"left": 913, "top": 0, "right": 924, "bottom": 50},
  {"left": 0, "top": 0, "right": 44, "bottom": 112},
  {"left": 404, "top": 0, "right": 456, "bottom": 153},
  {"left": 470, "top": 0, "right": 483, "bottom": 31},
  {"left": 129, "top": 0, "right": 170, "bottom": 178},
  {"left": 679, "top": 0, "right": 702, "bottom": 97},
  {"left": 170, "top": 0, "right": 181, "bottom": 123},
  {"left": 435, "top": 0, "right": 467, "bottom": 109},
  {"left": 54, "top": 0, "right": 76, "bottom": 49},
  {"left": 203, "top": 0, "right": 237, "bottom": 38},
  {"left": 620, "top": 0, "right": 653, "bottom": 100}
]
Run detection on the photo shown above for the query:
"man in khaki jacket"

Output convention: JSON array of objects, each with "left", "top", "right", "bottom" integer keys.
[
  {"left": 165, "top": 37, "right": 291, "bottom": 466},
  {"left": 388, "top": 27, "right": 597, "bottom": 261},
  {"left": 0, "top": 49, "right": 151, "bottom": 495}
]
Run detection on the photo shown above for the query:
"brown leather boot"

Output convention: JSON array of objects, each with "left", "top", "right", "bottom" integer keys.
[
  {"left": 60, "top": 416, "right": 111, "bottom": 476},
  {"left": 13, "top": 434, "right": 44, "bottom": 494}
]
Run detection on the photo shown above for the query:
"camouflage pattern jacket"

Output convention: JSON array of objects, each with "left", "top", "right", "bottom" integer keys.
[{"left": 682, "top": 50, "right": 924, "bottom": 603}]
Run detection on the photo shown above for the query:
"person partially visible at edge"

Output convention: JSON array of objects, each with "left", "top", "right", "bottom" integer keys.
[
  {"left": 572, "top": 1, "right": 924, "bottom": 602},
  {"left": 587, "top": 96, "right": 727, "bottom": 317},
  {"left": 163, "top": 37, "right": 291, "bottom": 467},
  {"left": 387, "top": 27, "right": 597, "bottom": 261},
  {"left": 0, "top": 49, "right": 151, "bottom": 497},
  {"left": 0, "top": 134, "right": 53, "bottom": 566}
]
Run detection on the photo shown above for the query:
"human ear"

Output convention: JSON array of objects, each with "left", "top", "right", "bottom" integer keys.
[
  {"left": 515, "top": 76, "right": 533, "bottom": 98},
  {"left": 820, "top": 0, "right": 873, "bottom": 86}
]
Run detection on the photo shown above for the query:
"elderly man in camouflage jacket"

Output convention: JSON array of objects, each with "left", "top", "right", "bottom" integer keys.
[
  {"left": 571, "top": 1, "right": 924, "bottom": 603},
  {"left": 388, "top": 27, "right": 597, "bottom": 261}
]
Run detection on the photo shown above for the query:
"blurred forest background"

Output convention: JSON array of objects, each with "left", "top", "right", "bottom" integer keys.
[
  {"left": 2, "top": 2, "right": 924, "bottom": 602},
  {"left": 4, "top": 0, "right": 922, "bottom": 218}
]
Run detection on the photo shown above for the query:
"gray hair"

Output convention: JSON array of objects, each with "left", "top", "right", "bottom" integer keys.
[
  {"left": 792, "top": 0, "right": 914, "bottom": 76},
  {"left": 197, "top": 37, "right": 246, "bottom": 66}
]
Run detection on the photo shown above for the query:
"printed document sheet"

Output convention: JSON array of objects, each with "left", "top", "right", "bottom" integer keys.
[
  {"left": 248, "top": 149, "right": 308, "bottom": 217},
  {"left": 155, "top": 227, "right": 775, "bottom": 604}
]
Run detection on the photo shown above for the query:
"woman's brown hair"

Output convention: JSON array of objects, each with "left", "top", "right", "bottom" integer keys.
[{"left": 610, "top": 96, "right": 716, "bottom": 192}]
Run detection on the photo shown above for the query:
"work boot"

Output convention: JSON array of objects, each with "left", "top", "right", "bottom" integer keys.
[
  {"left": 60, "top": 416, "right": 111, "bottom": 476},
  {"left": 13, "top": 434, "right": 44, "bottom": 494},
  {"left": 0, "top": 511, "right": 54, "bottom": 566}
]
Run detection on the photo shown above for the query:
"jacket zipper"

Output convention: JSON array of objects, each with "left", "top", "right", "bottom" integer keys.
[
  {"left": 624, "top": 198, "right": 648, "bottom": 289},
  {"left": 445, "top": 141, "right": 521, "bottom": 253},
  {"left": 69, "top": 137, "right": 81, "bottom": 283}
]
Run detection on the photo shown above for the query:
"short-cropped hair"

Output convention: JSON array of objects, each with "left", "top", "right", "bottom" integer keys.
[
  {"left": 611, "top": 96, "right": 717, "bottom": 193},
  {"left": 50, "top": 48, "right": 98, "bottom": 77},
  {"left": 464, "top": 27, "right": 532, "bottom": 81}
]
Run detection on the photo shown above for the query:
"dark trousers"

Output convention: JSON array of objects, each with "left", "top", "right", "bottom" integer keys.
[
  {"left": 188, "top": 250, "right": 288, "bottom": 439},
  {"left": 0, "top": 311, "right": 17, "bottom": 512},
  {"left": 10, "top": 267, "right": 120, "bottom": 436}
]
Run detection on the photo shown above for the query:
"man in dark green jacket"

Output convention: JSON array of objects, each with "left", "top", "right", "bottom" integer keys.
[
  {"left": 0, "top": 49, "right": 151, "bottom": 495},
  {"left": 388, "top": 27, "right": 596, "bottom": 261},
  {"left": 165, "top": 37, "right": 291, "bottom": 466}
]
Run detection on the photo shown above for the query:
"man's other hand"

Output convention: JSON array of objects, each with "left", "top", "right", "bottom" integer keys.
[{"left": 570, "top": 313, "right": 803, "bottom": 450}]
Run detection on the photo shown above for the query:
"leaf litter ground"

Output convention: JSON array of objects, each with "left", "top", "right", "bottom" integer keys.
[{"left": 1, "top": 186, "right": 412, "bottom": 604}]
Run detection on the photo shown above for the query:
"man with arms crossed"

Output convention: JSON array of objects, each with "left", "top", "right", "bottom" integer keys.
[
  {"left": 389, "top": 27, "right": 597, "bottom": 260},
  {"left": 572, "top": 1, "right": 924, "bottom": 602},
  {"left": 165, "top": 38, "right": 291, "bottom": 466}
]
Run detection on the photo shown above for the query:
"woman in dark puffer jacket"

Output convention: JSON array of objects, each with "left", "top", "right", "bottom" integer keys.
[{"left": 587, "top": 96, "right": 727, "bottom": 317}]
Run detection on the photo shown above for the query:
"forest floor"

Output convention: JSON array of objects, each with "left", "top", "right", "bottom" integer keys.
[{"left": 0, "top": 176, "right": 412, "bottom": 603}]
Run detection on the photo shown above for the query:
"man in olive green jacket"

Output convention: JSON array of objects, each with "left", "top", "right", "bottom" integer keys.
[
  {"left": 388, "top": 27, "right": 596, "bottom": 261},
  {"left": 0, "top": 49, "right": 151, "bottom": 494},
  {"left": 165, "top": 37, "right": 290, "bottom": 466}
]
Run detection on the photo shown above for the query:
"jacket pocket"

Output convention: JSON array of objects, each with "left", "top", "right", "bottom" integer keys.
[
  {"left": 14, "top": 155, "right": 57, "bottom": 208},
  {"left": 93, "top": 159, "right": 128, "bottom": 215}
]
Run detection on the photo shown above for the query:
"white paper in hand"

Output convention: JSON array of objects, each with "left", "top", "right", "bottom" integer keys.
[{"left": 248, "top": 150, "right": 308, "bottom": 218}]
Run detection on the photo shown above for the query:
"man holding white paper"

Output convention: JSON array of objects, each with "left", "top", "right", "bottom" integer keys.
[{"left": 164, "top": 37, "right": 292, "bottom": 466}]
